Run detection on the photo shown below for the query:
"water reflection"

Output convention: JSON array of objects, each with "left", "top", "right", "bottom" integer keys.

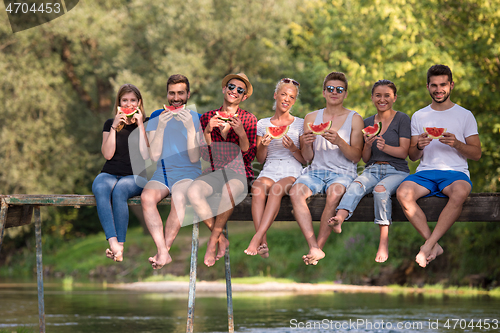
[{"left": 1, "top": 283, "right": 499, "bottom": 333}]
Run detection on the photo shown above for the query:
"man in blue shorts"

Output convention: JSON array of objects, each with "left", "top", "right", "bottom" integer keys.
[
  {"left": 289, "top": 71, "right": 364, "bottom": 265},
  {"left": 141, "top": 74, "right": 202, "bottom": 269},
  {"left": 397, "top": 65, "right": 482, "bottom": 268}
]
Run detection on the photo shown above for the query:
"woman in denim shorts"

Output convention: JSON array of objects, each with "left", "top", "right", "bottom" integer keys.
[
  {"left": 329, "top": 80, "right": 411, "bottom": 263},
  {"left": 244, "top": 78, "right": 305, "bottom": 257}
]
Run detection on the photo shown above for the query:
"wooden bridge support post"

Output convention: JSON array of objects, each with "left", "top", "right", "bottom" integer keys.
[
  {"left": 0, "top": 200, "right": 8, "bottom": 253},
  {"left": 34, "top": 206, "right": 46, "bottom": 333},
  {"left": 186, "top": 222, "right": 200, "bottom": 333},
  {"left": 224, "top": 224, "right": 234, "bottom": 333}
]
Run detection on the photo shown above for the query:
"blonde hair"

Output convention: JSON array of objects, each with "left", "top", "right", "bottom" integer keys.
[{"left": 272, "top": 78, "right": 300, "bottom": 111}]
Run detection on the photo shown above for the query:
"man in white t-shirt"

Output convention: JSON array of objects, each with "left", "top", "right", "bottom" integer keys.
[{"left": 397, "top": 65, "right": 482, "bottom": 268}]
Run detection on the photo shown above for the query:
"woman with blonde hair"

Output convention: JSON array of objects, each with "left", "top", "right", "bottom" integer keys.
[
  {"left": 245, "top": 78, "right": 305, "bottom": 257},
  {"left": 92, "top": 83, "right": 148, "bottom": 262}
]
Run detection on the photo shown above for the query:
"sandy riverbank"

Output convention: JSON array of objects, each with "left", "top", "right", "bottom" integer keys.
[{"left": 112, "top": 280, "right": 392, "bottom": 295}]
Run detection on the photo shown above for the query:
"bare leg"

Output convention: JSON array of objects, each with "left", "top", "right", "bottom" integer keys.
[
  {"left": 416, "top": 180, "right": 470, "bottom": 267},
  {"left": 397, "top": 180, "right": 467, "bottom": 268},
  {"left": 141, "top": 182, "right": 171, "bottom": 269},
  {"left": 290, "top": 183, "right": 325, "bottom": 265},
  {"left": 246, "top": 178, "right": 272, "bottom": 256},
  {"left": 164, "top": 180, "right": 193, "bottom": 251},
  {"left": 246, "top": 177, "right": 295, "bottom": 257},
  {"left": 203, "top": 179, "right": 244, "bottom": 266},
  {"left": 375, "top": 225, "right": 389, "bottom": 263},
  {"left": 316, "top": 183, "right": 345, "bottom": 251},
  {"left": 328, "top": 181, "right": 363, "bottom": 233}
]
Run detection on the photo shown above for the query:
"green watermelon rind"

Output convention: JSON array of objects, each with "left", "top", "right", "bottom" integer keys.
[
  {"left": 307, "top": 121, "right": 332, "bottom": 135},
  {"left": 362, "top": 121, "right": 382, "bottom": 137},
  {"left": 216, "top": 111, "right": 239, "bottom": 121},
  {"left": 266, "top": 125, "right": 290, "bottom": 139},
  {"left": 118, "top": 106, "right": 139, "bottom": 117},
  {"left": 423, "top": 126, "right": 447, "bottom": 139}
]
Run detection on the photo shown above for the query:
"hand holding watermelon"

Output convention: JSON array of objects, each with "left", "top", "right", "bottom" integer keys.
[
  {"left": 301, "top": 131, "right": 317, "bottom": 147},
  {"left": 157, "top": 108, "right": 175, "bottom": 129},
  {"left": 226, "top": 115, "right": 245, "bottom": 137},
  {"left": 322, "top": 129, "right": 342, "bottom": 146},
  {"left": 260, "top": 134, "right": 273, "bottom": 146},
  {"left": 175, "top": 108, "right": 195, "bottom": 130},
  {"left": 416, "top": 132, "right": 432, "bottom": 150},
  {"left": 438, "top": 132, "right": 459, "bottom": 148}
]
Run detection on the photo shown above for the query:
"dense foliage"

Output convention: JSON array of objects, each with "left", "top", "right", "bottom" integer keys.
[{"left": 1, "top": 0, "right": 499, "bottom": 282}]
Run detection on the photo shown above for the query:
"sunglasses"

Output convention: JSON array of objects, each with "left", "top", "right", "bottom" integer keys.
[
  {"left": 325, "top": 86, "right": 345, "bottom": 94},
  {"left": 227, "top": 83, "right": 246, "bottom": 95},
  {"left": 281, "top": 78, "right": 300, "bottom": 87}
]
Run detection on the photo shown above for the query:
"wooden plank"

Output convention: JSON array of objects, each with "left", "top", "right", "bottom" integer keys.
[
  {"left": 1, "top": 193, "right": 499, "bottom": 223},
  {"left": 229, "top": 193, "right": 500, "bottom": 222}
]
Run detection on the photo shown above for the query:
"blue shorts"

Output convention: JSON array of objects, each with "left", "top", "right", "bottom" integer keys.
[
  {"left": 294, "top": 169, "right": 355, "bottom": 195},
  {"left": 402, "top": 170, "right": 472, "bottom": 198}
]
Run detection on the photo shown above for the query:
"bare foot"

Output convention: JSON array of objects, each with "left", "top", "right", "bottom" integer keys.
[
  {"left": 106, "top": 245, "right": 124, "bottom": 262},
  {"left": 113, "top": 250, "right": 123, "bottom": 262},
  {"left": 244, "top": 236, "right": 260, "bottom": 256},
  {"left": 415, "top": 242, "right": 435, "bottom": 268},
  {"left": 303, "top": 247, "right": 325, "bottom": 266},
  {"left": 328, "top": 216, "right": 343, "bottom": 234},
  {"left": 426, "top": 243, "right": 444, "bottom": 264},
  {"left": 148, "top": 251, "right": 172, "bottom": 269},
  {"left": 257, "top": 244, "right": 269, "bottom": 258},
  {"left": 105, "top": 248, "right": 114, "bottom": 260},
  {"left": 215, "top": 235, "right": 229, "bottom": 261},
  {"left": 204, "top": 239, "right": 218, "bottom": 267},
  {"left": 375, "top": 245, "right": 389, "bottom": 263}
]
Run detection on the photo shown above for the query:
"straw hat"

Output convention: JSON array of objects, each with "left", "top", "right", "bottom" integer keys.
[{"left": 221, "top": 73, "right": 253, "bottom": 97}]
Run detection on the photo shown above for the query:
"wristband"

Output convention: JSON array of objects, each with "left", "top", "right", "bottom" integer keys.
[
  {"left": 111, "top": 125, "right": 116, "bottom": 131},
  {"left": 416, "top": 143, "right": 423, "bottom": 150}
]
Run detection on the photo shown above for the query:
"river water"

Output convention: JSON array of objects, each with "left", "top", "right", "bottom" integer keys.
[{"left": 1, "top": 282, "right": 499, "bottom": 333}]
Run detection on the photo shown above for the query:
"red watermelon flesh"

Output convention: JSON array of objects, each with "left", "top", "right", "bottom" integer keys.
[
  {"left": 216, "top": 111, "right": 239, "bottom": 121},
  {"left": 362, "top": 121, "right": 382, "bottom": 137},
  {"left": 118, "top": 106, "right": 139, "bottom": 117},
  {"left": 424, "top": 127, "right": 446, "bottom": 139},
  {"left": 307, "top": 121, "right": 332, "bottom": 135},
  {"left": 163, "top": 104, "right": 185, "bottom": 115},
  {"left": 266, "top": 125, "right": 290, "bottom": 139}
]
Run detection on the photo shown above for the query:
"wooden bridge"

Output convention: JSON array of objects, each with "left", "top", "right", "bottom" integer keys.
[{"left": 1, "top": 193, "right": 499, "bottom": 332}]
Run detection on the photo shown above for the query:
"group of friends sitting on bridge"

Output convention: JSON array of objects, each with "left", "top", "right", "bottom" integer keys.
[{"left": 91, "top": 64, "right": 481, "bottom": 270}]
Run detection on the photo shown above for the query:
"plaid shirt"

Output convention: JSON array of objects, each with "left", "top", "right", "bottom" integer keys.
[{"left": 200, "top": 107, "right": 257, "bottom": 181}]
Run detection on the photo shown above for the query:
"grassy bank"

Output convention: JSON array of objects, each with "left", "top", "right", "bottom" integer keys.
[{"left": 1, "top": 220, "right": 499, "bottom": 288}]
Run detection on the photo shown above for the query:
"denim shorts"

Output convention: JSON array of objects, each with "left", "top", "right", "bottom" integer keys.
[
  {"left": 294, "top": 169, "right": 355, "bottom": 195},
  {"left": 403, "top": 170, "right": 472, "bottom": 198}
]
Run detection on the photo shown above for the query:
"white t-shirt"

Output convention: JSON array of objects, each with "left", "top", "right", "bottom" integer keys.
[
  {"left": 257, "top": 116, "right": 304, "bottom": 161},
  {"left": 411, "top": 104, "right": 478, "bottom": 177}
]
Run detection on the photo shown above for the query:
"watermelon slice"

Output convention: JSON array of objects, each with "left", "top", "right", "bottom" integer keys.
[
  {"left": 216, "top": 111, "right": 238, "bottom": 121},
  {"left": 266, "top": 125, "right": 289, "bottom": 139},
  {"left": 424, "top": 127, "right": 446, "bottom": 139},
  {"left": 307, "top": 121, "right": 332, "bottom": 135},
  {"left": 163, "top": 104, "right": 185, "bottom": 115},
  {"left": 362, "top": 121, "right": 382, "bottom": 137},
  {"left": 118, "top": 106, "right": 139, "bottom": 117}
]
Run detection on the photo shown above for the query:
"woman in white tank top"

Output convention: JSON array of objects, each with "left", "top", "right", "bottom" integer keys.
[{"left": 244, "top": 78, "right": 306, "bottom": 257}]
